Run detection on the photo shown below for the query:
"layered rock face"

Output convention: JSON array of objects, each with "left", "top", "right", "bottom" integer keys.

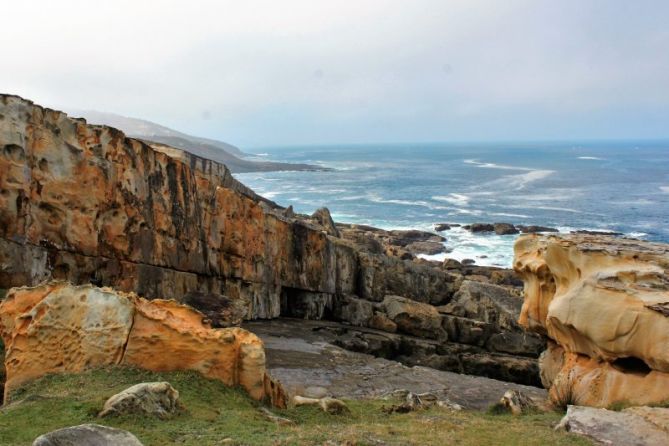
[
  {"left": 514, "top": 234, "right": 669, "bottom": 407},
  {"left": 0, "top": 282, "right": 286, "bottom": 407},
  {"left": 0, "top": 94, "right": 542, "bottom": 385}
]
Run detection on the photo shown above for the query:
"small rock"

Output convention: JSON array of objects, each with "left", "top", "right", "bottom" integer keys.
[
  {"left": 33, "top": 424, "right": 144, "bottom": 446},
  {"left": 260, "top": 407, "right": 295, "bottom": 425},
  {"left": 466, "top": 223, "right": 495, "bottom": 233},
  {"left": 98, "top": 382, "right": 180, "bottom": 419},
  {"left": 461, "top": 259, "right": 476, "bottom": 265},
  {"left": 498, "top": 389, "right": 538, "bottom": 415},
  {"left": 517, "top": 225, "right": 558, "bottom": 233},
  {"left": 434, "top": 223, "right": 451, "bottom": 231},
  {"left": 293, "top": 395, "right": 350, "bottom": 415}
]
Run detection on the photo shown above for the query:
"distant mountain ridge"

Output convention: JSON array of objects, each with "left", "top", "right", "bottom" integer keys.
[{"left": 67, "top": 109, "right": 320, "bottom": 173}]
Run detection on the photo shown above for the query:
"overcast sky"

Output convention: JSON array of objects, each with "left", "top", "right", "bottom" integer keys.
[{"left": 3, "top": 0, "right": 668, "bottom": 147}]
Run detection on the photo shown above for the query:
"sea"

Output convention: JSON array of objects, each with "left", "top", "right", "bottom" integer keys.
[{"left": 234, "top": 140, "right": 669, "bottom": 268}]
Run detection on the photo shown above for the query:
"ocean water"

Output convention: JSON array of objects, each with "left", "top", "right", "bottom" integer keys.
[{"left": 234, "top": 141, "right": 669, "bottom": 267}]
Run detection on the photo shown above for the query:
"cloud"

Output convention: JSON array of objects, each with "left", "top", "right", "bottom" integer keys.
[{"left": 2, "top": 0, "right": 668, "bottom": 146}]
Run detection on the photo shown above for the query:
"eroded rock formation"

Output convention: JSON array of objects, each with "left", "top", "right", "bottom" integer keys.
[
  {"left": 514, "top": 234, "right": 669, "bottom": 407},
  {"left": 0, "top": 282, "right": 286, "bottom": 407},
  {"left": 0, "top": 94, "right": 542, "bottom": 386}
]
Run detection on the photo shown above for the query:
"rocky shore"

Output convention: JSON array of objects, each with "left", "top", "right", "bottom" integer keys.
[{"left": 2, "top": 94, "right": 669, "bottom": 445}]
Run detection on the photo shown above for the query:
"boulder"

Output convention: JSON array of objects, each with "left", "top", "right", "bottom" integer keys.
[
  {"left": 181, "top": 291, "right": 249, "bottom": 327},
  {"left": 493, "top": 223, "right": 519, "bottom": 235},
  {"left": 382, "top": 295, "right": 443, "bottom": 339},
  {"left": 404, "top": 241, "right": 448, "bottom": 255},
  {"left": 333, "top": 295, "right": 374, "bottom": 327},
  {"left": 498, "top": 389, "right": 539, "bottom": 415},
  {"left": 368, "top": 312, "right": 397, "bottom": 333},
  {"left": 464, "top": 223, "right": 494, "bottom": 233},
  {"left": 434, "top": 223, "right": 451, "bottom": 231},
  {"left": 516, "top": 225, "right": 558, "bottom": 233},
  {"left": 0, "top": 282, "right": 286, "bottom": 407},
  {"left": 514, "top": 234, "right": 669, "bottom": 407},
  {"left": 98, "top": 382, "right": 180, "bottom": 419},
  {"left": 556, "top": 405, "right": 669, "bottom": 446},
  {"left": 311, "top": 207, "right": 340, "bottom": 237},
  {"left": 33, "top": 424, "right": 144, "bottom": 446}
]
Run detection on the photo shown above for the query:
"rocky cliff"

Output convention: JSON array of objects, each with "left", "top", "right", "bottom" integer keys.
[
  {"left": 514, "top": 233, "right": 669, "bottom": 407},
  {"left": 0, "top": 94, "right": 542, "bottom": 386}
]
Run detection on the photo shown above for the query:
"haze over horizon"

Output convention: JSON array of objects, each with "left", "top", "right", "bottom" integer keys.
[{"left": 3, "top": 0, "right": 669, "bottom": 148}]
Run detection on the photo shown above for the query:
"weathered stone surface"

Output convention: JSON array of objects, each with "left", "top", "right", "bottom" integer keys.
[
  {"left": 557, "top": 405, "right": 669, "bottom": 446},
  {"left": 0, "top": 282, "right": 285, "bottom": 407},
  {"left": 99, "top": 382, "right": 180, "bottom": 419},
  {"left": 33, "top": 424, "right": 144, "bottom": 446},
  {"left": 333, "top": 294, "right": 374, "bottom": 327},
  {"left": 514, "top": 234, "right": 669, "bottom": 407},
  {"left": 383, "top": 295, "right": 443, "bottom": 339},
  {"left": 0, "top": 282, "right": 134, "bottom": 397},
  {"left": 498, "top": 389, "right": 539, "bottom": 415},
  {"left": 310, "top": 207, "right": 340, "bottom": 237}
]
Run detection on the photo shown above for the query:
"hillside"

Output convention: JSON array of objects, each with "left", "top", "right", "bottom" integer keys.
[{"left": 67, "top": 109, "right": 321, "bottom": 173}]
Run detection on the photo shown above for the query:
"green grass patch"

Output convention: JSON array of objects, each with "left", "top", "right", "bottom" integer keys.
[{"left": 0, "top": 367, "right": 593, "bottom": 445}]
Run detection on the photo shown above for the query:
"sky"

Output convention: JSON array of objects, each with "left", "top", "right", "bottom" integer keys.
[{"left": 2, "top": 0, "right": 669, "bottom": 148}]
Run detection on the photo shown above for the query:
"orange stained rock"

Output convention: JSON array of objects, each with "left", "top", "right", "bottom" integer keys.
[
  {"left": 0, "top": 282, "right": 286, "bottom": 407},
  {"left": 514, "top": 234, "right": 669, "bottom": 408}
]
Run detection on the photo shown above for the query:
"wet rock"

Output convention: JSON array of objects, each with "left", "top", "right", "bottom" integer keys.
[
  {"left": 493, "top": 223, "right": 519, "bottom": 235},
  {"left": 434, "top": 223, "right": 451, "bottom": 231},
  {"left": 33, "top": 424, "right": 144, "bottom": 446},
  {"left": 99, "top": 382, "right": 180, "bottom": 419},
  {"left": 516, "top": 225, "right": 558, "bottom": 233},
  {"left": 571, "top": 229, "right": 623, "bottom": 236},
  {"left": 464, "top": 223, "right": 495, "bottom": 233},
  {"left": 462, "top": 259, "right": 476, "bottom": 265}
]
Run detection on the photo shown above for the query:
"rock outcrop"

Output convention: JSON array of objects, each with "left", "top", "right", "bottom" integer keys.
[
  {"left": 33, "top": 424, "right": 144, "bottom": 446},
  {"left": 557, "top": 405, "right": 669, "bottom": 446},
  {"left": 0, "top": 94, "right": 543, "bottom": 386},
  {"left": 0, "top": 282, "right": 286, "bottom": 407},
  {"left": 99, "top": 382, "right": 180, "bottom": 419},
  {"left": 514, "top": 234, "right": 669, "bottom": 407}
]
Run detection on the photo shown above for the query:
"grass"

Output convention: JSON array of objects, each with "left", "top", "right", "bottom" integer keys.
[{"left": 0, "top": 367, "right": 593, "bottom": 446}]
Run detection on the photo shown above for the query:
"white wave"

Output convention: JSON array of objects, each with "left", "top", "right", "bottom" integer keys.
[
  {"left": 489, "top": 212, "right": 531, "bottom": 218},
  {"left": 660, "top": 186, "right": 669, "bottom": 193},
  {"left": 577, "top": 156, "right": 605, "bottom": 160},
  {"left": 464, "top": 159, "right": 533, "bottom": 171},
  {"left": 432, "top": 193, "right": 470, "bottom": 206},
  {"left": 627, "top": 232, "right": 648, "bottom": 238}
]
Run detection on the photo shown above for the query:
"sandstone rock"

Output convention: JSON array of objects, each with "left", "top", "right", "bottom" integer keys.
[
  {"left": 382, "top": 295, "right": 443, "bottom": 339},
  {"left": 0, "top": 282, "right": 286, "bottom": 407},
  {"left": 498, "top": 389, "right": 539, "bottom": 415},
  {"left": 33, "top": 424, "right": 144, "bottom": 446},
  {"left": 368, "top": 312, "right": 398, "bottom": 333},
  {"left": 493, "top": 223, "right": 519, "bottom": 235},
  {"left": 181, "top": 291, "right": 249, "bottom": 327},
  {"left": 556, "top": 405, "right": 669, "bottom": 446},
  {"left": 99, "top": 382, "right": 180, "bottom": 419},
  {"left": 514, "top": 234, "right": 669, "bottom": 407}
]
